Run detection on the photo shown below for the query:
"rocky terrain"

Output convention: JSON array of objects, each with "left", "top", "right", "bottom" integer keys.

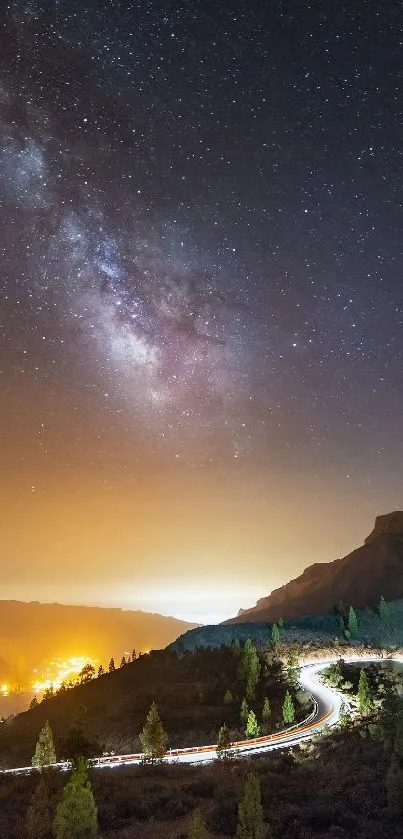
[{"left": 229, "top": 511, "right": 403, "bottom": 623}]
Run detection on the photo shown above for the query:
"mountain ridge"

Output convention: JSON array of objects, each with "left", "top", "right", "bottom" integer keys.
[
  {"left": 228, "top": 511, "right": 403, "bottom": 623},
  {"left": 0, "top": 599, "right": 198, "bottom": 686}
]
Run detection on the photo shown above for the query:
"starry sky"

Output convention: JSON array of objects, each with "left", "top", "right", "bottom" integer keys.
[{"left": 1, "top": 0, "right": 403, "bottom": 624}]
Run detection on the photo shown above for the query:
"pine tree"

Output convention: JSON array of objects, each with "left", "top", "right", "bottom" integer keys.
[
  {"left": 278, "top": 617, "right": 284, "bottom": 629},
  {"left": 240, "top": 698, "right": 249, "bottom": 730},
  {"left": 26, "top": 777, "right": 52, "bottom": 839},
  {"left": 139, "top": 702, "right": 168, "bottom": 761},
  {"left": 223, "top": 689, "right": 233, "bottom": 705},
  {"left": 120, "top": 656, "right": 126, "bottom": 667},
  {"left": 216, "top": 723, "right": 232, "bottom": 760},
  {"left": 232, "top": 638, "right": 241, "bottom": 658},
  {"left": 97, "top": 665, "right": 104, "bottom": 677},
  {"left": 246, "top": 710, "right": 260, "bottom": 738},
  {"left": 42, "top": 685, "right": 54, "bottom": 701},
  {"left": 239, "top": 640, "right": 261, "bottom": 701},
  {"left": 357, "top": 668, "right": 374, "bottom": 715},
  {"left": 30, "top": 696, "right": 38, "bottom": 710},
  {"left": 53, "top": 759, "right": 98, "bottom": 839},
  {"left": 347, "top": 605, "right": 358, "bottom": 638},
  {"left": 286, "top": 646, "right": 300, "bottom": 686},
  {"left": 108, "top": 657, "right": 115, "bottom": 672},
  {"left": 32, "top": 721, "right": 56, "bottom": 768},
  {"left": 271, "top": 623, "right": 280, "bottom": 647},
  {"left": 187, "top": 807, "right": 210, "bottom": 839},
  {"left": 386, "top": 753, "right": 403, "bottom": 818},
  {"left": 236, "top": 772, "right": 268, "bottom": 839},
  {"left": 282, "top": 691, "right": 295, "bottom": 725},
  {"left": 131, "top": 648, "right": 137, "bottom": 661},
  {"left": 262, "top": 697, "right": 271, "bottom": 720},
  {"left": 261, "top": 697, "right": 271, "bottom": 733},
  {"left": 79, "top": 664, "right": 95, "bottom": 683},
  {"left": 380, "top": 595, "right": 391, "bottom": 630}
]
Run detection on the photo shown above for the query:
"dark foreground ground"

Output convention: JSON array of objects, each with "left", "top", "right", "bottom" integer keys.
[{"left": 2, "top": 724, "right": 398, "bottom": 839}]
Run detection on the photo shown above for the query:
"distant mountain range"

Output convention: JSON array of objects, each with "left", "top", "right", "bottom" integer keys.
[
  {"left": 0, "top": 600, "right": 197, "bottom": 685},
  {"left": 228, "top": 511, "right": 403, "bottom": 623}
]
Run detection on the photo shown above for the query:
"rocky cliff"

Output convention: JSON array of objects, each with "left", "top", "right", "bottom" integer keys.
[{"left": 229, "top": 512, "right": 403, "bottom": 623}]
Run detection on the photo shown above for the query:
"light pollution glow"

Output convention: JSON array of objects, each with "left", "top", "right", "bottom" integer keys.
[{"left": 1, "top": 656, "right": 97, "bottom": 698}]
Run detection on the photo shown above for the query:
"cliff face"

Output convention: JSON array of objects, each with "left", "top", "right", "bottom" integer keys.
[{"left": 229, "top": 512, "right": 403, "bottom": 623}]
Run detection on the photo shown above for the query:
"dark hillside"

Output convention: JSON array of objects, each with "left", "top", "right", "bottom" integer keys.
[
  {"left": 0, "top": 647, "right": 294, "bottom": 769},
  {"left": 171, "top": 596, "right": 403, "bottom": 652}
]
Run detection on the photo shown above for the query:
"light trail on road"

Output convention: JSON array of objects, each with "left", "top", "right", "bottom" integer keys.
[{"left": 3, "top": 653, "right": 398, "bottom": 774}]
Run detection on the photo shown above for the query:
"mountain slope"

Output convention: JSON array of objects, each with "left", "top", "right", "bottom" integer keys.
[
  {"left": 228, "top": 511, "right": 403, "bottom": 623},
  {"left": 0, "top": 600, "right": 197, "bottom": 685}
]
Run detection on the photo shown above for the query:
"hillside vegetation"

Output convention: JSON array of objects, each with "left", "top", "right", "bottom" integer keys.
[
  {"left": 0, "top": 645, "right": 301, "bottom": 769},
  {"left": 171, "top": 596, "right": 403, "bottom": 653}
]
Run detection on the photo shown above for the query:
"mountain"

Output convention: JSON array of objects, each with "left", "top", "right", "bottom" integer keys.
[
  {"left": 0, "top": 600, "right": 197, "bottom": 687},
  {"left": 228, "top": 511, "right": 403, "bottom": 623}
]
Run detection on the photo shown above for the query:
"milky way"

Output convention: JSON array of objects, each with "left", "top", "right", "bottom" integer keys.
[{"left": 1, "top": 0, "right": 403, "bottom": 476}]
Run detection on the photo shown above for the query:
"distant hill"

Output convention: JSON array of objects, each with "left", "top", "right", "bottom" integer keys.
[
  {"left": 227, "top": 511, "right": 403, "bottom": 623},
  {"left": 169, "top": 596, "right": 403, "bottom": 653},
  {"left": 0, "top": 600, "right": 197, "bottom": 686}
]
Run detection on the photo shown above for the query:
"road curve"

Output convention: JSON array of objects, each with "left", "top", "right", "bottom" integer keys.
[{"left": 3, "top": 654, "right": 397, "bottom": 774}]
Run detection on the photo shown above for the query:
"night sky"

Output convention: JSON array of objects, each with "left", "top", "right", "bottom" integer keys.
[{"left": 1, "top": 0, "right": 403, "bottom": 623}]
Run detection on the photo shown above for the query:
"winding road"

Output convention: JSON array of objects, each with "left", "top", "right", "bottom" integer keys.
[{"left": 3, "top": 654, "right": 396, "bottom": 774}]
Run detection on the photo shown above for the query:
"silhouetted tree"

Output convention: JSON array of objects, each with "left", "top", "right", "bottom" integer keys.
[
  {"left": 30, "top": 696, "right": 38, "bottom": 710},
  {"left": 120, "top": 656, "right": 126, "bottom": 667},
  {"left": 42, "top": 685, "right": 54, "bottom": 701},
  {"left": 97, "top": 665, "right": 104, "bottom": 677},
  {"left": 282, "top": 691, "right": 295, "bottom": 725},
  {"left": 140, "top": 702, "right": 168, "bottom": 761},
  {"left": 131, "top": 648, "right": 137, "bottom": 661},
  {"left": 53, "top": 758, "right": 98, "bottom": 839},
  {"left": 108, "top": 658, "right": 115, "bottom": 673},
  {"left": 79, "top": 664, "right": 95, "bottom": 683},
  {"left": 59, "top": 717, "right": 100, "bottom": 762},
  {"left": 236, "top": 772, "right": 268, "bottom": 839},
  {"left": 32, "top": 721, "right": 56, "bottom": 768},
  {"left": 26, "top": 777, "right": 52, "bottom": 839}
]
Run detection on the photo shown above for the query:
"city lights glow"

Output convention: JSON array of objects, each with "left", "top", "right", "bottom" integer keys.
[{"left": 31, "top": 656, "right": 98, "bottom": 695}]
